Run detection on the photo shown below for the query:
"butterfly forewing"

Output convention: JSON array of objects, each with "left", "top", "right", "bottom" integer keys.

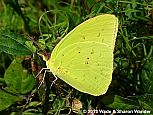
[{"left": 46, "top": 14, "right": 118, "bottom": 96}]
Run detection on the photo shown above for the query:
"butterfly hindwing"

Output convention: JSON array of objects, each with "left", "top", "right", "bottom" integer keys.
[{"left": 46, "top": 14, "right": 118, "bottom": 96}]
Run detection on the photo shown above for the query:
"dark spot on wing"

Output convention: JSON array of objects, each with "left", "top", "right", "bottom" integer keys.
[
  {"left": 100, "top": 69, "right": 103, "bottom": 75},
  {"left": 65, "top": 70, "right": 68, "bottom": 73},
  {"left": 85, "top": 61, "right": 89, "bottom": 64},
  {"left": 101, "top": 38, "right": 104, "bottom": 42},
  {"left": 62, "top": 54, "right": 64, "bottom": 56},
  {"left": 99, "top": 53, "right": 102, "bottom": 57},
  {"left": 77, "top": 47, "right": 81, "bottom": 54},
  {"left": 97, "top": 33, "right": 100, "bottom": 37},
  {"left": 97, "top": 63, "right": 101, "bottom": 66},
  {"left": 94, "top": 77, "right": 97, "bottom": 79},
  {"left": 57, "top": 67, "right": 61, "bottom": 73},
  {"left": 87, "top": 57, "right": 89, "bottom": 60},
  {"left": 78, "top": 51, "right": 81, "bottom": 53},
  {"left": 82, "top": 36, "right": 86, "bottom": 40},
  {"left": 77, "top": 47, "right": 81, "bottom": 49},
  {"left": 91, "top": 49, "right": 94, "bottom": 54}
]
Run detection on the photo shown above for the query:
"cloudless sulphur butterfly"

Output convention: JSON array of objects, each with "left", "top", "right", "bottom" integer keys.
[{"left": 44, "top": 14, "right": 118, "bottom": 96}]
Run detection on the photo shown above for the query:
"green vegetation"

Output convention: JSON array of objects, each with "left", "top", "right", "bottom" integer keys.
[{"left": 0, "top": 0, "right": 153, "bottom": 114}]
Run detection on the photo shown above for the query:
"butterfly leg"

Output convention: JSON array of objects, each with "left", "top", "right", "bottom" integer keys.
[
  {"left": 36, "top": 68, "right": 50, "bottom": 89},
  {"left": 35, "top": 68, "right": 49, "bottom": 78},
  {"left": 50, "top": 73, "right": 58, "bottom": 89}
]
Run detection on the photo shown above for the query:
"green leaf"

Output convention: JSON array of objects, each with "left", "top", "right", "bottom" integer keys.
[
  {"left": 138, "top": 94, "right": 153, "bottom": 111},
  {"left": 106, "top": 95, "right": 139, "bottom": 109},
  {"left": 139, "top": 101, "right": 153, "bottom": 111},
  {"left": 141, "top": 58, "right": 153, "bottom": 94},
  {"left": 4, "top": 57, "right": 36, "bottom": 94},
  {"left": 0, "top": 31, "right": 33, "bottom": 56},
  {"left": 0, "top": 90, "right": 22, "bottom": 111},
  {"left": 91, "top": 2, "right": 105, "bottom": 14},
  {"left": 22, "top": 111, "right": 42, "bottom": 115},
  {"left": 86, "top": 0, "right": 96, "bottom": 8}
]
